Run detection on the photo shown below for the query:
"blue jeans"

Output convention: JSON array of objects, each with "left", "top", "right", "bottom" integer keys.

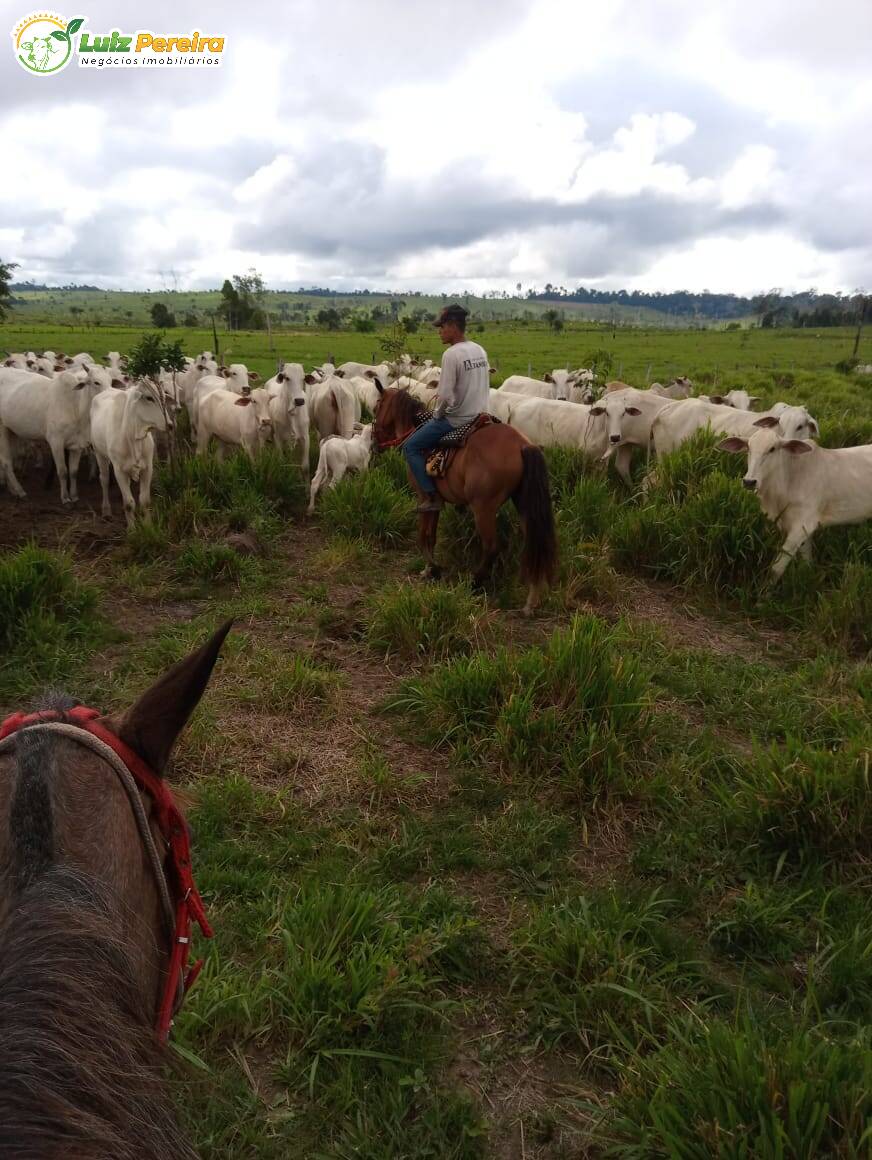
[{"left": 403, "top": 417, "right": 454, "bottom": 494}]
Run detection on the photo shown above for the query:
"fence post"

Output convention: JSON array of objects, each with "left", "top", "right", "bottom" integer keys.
[
  {"left": 645, "top": 362, "right": 652, "bottom": 383},
  {"left": 617, "top": 360, "right": 623, "bottom": 379},
  {"left": 527, "top": 361, "right": 532, "bottom": 376}
]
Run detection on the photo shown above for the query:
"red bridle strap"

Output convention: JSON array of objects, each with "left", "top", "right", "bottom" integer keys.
[{"left": 0, "top": 705, "right": 213, "bottom": 1043}]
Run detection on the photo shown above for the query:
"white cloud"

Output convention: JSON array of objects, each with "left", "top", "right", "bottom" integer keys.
[{"left": 0, "top": 0, "right": 868, "bottom": 293}]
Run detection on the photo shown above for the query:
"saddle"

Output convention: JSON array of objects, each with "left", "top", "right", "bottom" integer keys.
[{"left": 426, "top": 413, "right": 501, "bottom": 478}]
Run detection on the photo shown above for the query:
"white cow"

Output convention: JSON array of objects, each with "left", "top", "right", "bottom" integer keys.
[
  {"left": 700, "top": 390, "right": 761, "bottom": 411},
  {"left": 336, "top": 360, "right": 395, "bottom": 382},
  {"left": 500, "top": 369, "right": 581, "bottom": 402},
  {"left": 90, "top": 380, "right": 170, "bottom": 526},
  {"left": 196, "top": 387, "right": 272, "bottom": 461},
  {"left": 488, "top": 390, "right": 607, "bottom": 457},
  {"left": 649, "top": 376, "right": 693, "bottom": 399},
  {"left": 651, "top": 399, "right": 819, "bottom": 458},
  {"left": 305, "top": 373, "right": 360, "bottom": 441},
  {"left": 590, "top": 388, "right": 675, "bottom": 484},
  {"left": 104, "top": 351, "right": 128, "bottom": 372},
  {"left": 307, "top": 424, "right": 374, "bottom": 513},
  {"left": 254, "top": 362, "right": 310, "bottom": 475},
  {"left": 0, "top": 366, "right": 106, "bottom": 502},
  {"left": 718, "top": 428, "right": 872, "bottom": 578},
  {"left": 190, "top": 364, "right": 257, "bottom": 435}
]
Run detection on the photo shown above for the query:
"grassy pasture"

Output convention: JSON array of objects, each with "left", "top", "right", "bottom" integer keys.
[{"left": 0, "top": 321, "right": 870, "bottom": 1157}]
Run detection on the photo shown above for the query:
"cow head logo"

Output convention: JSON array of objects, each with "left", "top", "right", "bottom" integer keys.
[{"left": 12, "top": 13, "right": 83, "bottom": 74}]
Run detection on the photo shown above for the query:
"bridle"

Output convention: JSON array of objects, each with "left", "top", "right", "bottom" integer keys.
[
  {"left": 372, "top": 393, "right": 428, "bottom": 453},
  {"left": 0, "top": 705, "right": 213, "bottom": 1043}
]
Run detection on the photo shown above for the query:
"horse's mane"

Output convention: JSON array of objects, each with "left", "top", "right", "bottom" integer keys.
[
  {"left": 0, "top": 867, "right": 195, "bottom": 1160},
  {"left": 385, "top": 387, "right": 426, "bottom": 429}
]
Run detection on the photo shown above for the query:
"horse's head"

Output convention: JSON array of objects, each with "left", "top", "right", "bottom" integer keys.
[
  {"left": 0, "top": 621, "right": 232, "bottom": 1034},
  {"left": 372, "top": 386, "right": 425, "bottom": 451}
]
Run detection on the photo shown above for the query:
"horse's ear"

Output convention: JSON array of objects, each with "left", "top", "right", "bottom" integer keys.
[{"left": 103, "top": 620, "right": 233, "bottom": 775}]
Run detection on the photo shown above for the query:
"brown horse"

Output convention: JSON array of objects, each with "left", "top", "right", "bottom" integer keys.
[
  {"left": 373, "top": 387, "right": 557, "bottom": 614},
  {"left": 0, "top": 621, "right": 231, "bottom": 1159}
]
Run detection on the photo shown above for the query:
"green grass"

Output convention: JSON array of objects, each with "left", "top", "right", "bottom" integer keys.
[
  {"left": 366, "top": 582, "right": 494, "bottom": 660},
  {"left": 388, "top": 614, "right": 651, "bottom": 800},
  {"left": 0, "top": 544, "right": 107, "bottom": 701},
  {"left": 2, "top": 322, "right": 872, "bottom": 1157}
]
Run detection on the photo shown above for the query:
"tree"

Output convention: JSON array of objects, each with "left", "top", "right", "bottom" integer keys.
[
  {"left": 315, "top": 307, "right": 342, "bottom": 331},
  {"left": 0, "top": 259, "right": 18, "bottom": 321},
  {"left": 150, "top": 302, "right": 176, "bottom": 328},
  {"left": 218, "top": 268, "right": 266, "bottom": 329},
  {"left": 125, "top": 333, "right": 187, "bottom": 465},
  {"left": 182, "top": 310, "right": 199, "bottom": 328},
  {"left": 352, "top": 314, "right": 376, "bottom": 333},
  {"left": 542, "top": 308, "right": 563, "bottom": 332}
]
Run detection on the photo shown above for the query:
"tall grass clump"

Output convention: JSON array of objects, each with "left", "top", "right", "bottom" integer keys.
[
  {"left": 318, "top": 471, "right": 415, "bottom": 548},
  {"left": 158, "top": 445, "right": 306, "bottom": 514},
  {"left": 366, "top": 581, "right": 494, "bottom": 660},
  {"left": 604, "top": 1016, "right": 872, "bottom": 1159},
  {"left": 718, "top": 740, "right": 871, "bottom": 873},
  {"left": 511, "top": 889, "right": 718, "bottom": 1070},
  {"left": 612, "top": 471, "right": 775, "bottom": 590},
  {"left": 389, "top": 614, "right": 651, "bottom": 797},
  {"left": 0, "top": 544, "right": 103, "bottom": 698},
  {"left": 814, "top": 561, "right": 872, "bottom": 657}
]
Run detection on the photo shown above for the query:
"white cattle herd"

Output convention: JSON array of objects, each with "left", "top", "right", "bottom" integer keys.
[{"left": 0, "top": 346, "right": 870, "bottom": 579}]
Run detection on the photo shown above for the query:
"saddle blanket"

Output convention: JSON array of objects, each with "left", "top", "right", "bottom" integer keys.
[{"left": 426, "top": 413, "right": 501, "bottom": 478}]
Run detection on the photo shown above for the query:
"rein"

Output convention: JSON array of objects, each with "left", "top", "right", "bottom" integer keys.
[
  {"left": 374, "top": 400, "right": 428, "bottom": 453},
  {"left": 0, "top": 706, "right": 213, "bottom": 1043}
]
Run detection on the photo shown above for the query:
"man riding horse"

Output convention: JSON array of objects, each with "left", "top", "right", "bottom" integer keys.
[
  {"left": 403, "top": 304, "right": 491, "bottom": 512},
  {"left": 373, "top": 305, "right": 557, "bottom": 615}
]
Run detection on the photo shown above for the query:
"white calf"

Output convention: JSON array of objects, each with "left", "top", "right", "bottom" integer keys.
[
  {"left": 307, "top": 424, "right": 374, "bottom": 513},
  {"left": 90, "top": 381, "right": 170, "bottom": 526},
  {"left": 719, "top": 428, "right": 872, "bottom": 577}
]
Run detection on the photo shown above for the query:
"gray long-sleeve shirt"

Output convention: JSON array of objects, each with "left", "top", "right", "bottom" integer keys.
[{"left": 433, "top": 341, "right": 491, "bottom": 427}]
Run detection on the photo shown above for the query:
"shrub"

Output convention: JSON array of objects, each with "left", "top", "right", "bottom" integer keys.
[
  {"left": 173, "top": 542, "right": 255, "bottom": 585},
  {"left": 367, "top": 581, "right": 493, "bottom": 660},
  {"left": 389, "top": 614, "right": 651, "bottom": 797}
]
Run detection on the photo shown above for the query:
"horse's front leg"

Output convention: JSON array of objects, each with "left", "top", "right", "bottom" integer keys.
[{"left": 418, "top": 511, "right": 442, "bottom": 579}]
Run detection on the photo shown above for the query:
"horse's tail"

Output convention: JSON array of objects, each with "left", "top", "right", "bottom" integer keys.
[{"left": 515, "top": 444, "right": 557, "bottom": 587}]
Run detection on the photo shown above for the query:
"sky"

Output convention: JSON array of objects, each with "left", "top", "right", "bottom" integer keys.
[{"left": 1, "top": 0, "right": 870, "bottom": 295}]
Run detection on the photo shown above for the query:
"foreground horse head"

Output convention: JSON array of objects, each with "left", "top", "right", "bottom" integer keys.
[
  {"left": 373, "top": 388, "right": 557, "bottom": 615},
  {"left": 0, "top": 620, "right": 232, "bottom": 1159}
]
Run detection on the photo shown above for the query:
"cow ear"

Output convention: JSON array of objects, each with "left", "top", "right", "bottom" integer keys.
[
  {"left": 749, "top": 396, "right": 761, "bottom": 407},
  {"left": 111, "top": 377, "right": 126, "bottom": 389},
  {"left": 304, "top": 373, "right": 317, "bottom": 385},
  {"left": 753, "top": 415, "right": 780, "bottom": 428},
  {"left": 489, "top": 367, "right": 496, "bottom": 374},
  {"left": 626, "top": 405, "right": 642, "bottom": 416},
  {"left": 247, "top": 371, "right": 260, "bottom": 382},
  {"left": 334, "top": 369, "right": 345, "bottom": 378},
  {"left": 717, "top": 437, "right": 748, "bottom": 453},
  {"left": 782, "top": 439, "right": 813, "bottom": 455},
  {"left": 543, "top": 373, "right": 554, "bottom": 383},
  {"left": 710, "top": 395, "right": 725, "bottom": 404},
  {"left": 277, "top": 373, "right": 285, "bottom": 382},
  {"left": 234, "top": 397, "right": 253, "bottom": 407},
  {"left": 590, "top": 405, "right": 605, "bottom": 416}
]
